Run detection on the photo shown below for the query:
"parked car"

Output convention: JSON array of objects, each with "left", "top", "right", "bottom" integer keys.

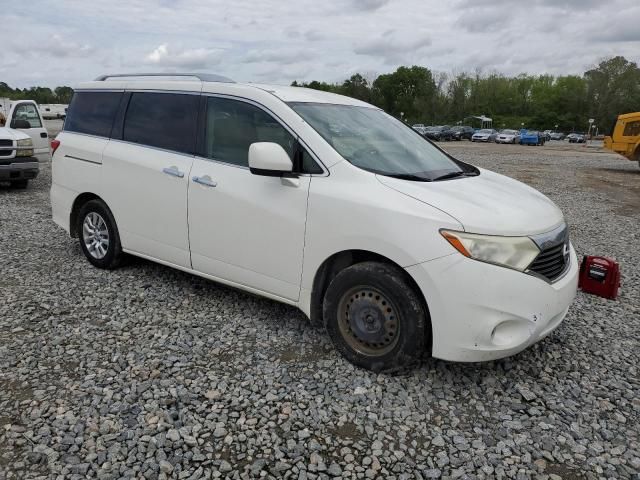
[
  {"left": 550, "top": 132, "right": 565, "bottom": 140},
  {"left": 0, "top": 126, "right": 38, "bottom": 188},
  {"left": 450, "top": 125, "right": 475, "bottom": 141},
  {"left": 412, "top": 126, "right": 427, "bottom": 136},
  {"left": 0, "top": 98, "right": 50, "bottom": 161},
  {"left": 471, "top": 129, "right": 498, "bottom": 142},
  {"left": 541, "top": 130, "right": 552, "bottom": 141},
  {"left": 568, "top": 133, "right": 586, "bottom": 143},
  {"left": 495, "top": 129, "right": 521, "bottom": 144},
  {"left": 51, "top": 73, "right": 578, "bottom": 372},
  {"left": 520, "top": 130, "right": 546, "bottom": 146},
  {"left": 424, "top": 125, "right": 453, "bottom": 141}
]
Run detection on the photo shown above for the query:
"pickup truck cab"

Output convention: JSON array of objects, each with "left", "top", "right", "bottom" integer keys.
[
  {"left": 0, "top": 99, "right": 50, "bottom": 162},
  {"left": 0, "top": 126, "right": 38, "bottom": 188}
]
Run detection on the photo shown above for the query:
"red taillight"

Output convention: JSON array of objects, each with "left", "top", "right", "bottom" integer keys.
[{"left": 50, "top": 139, "right": 60, "bottom": 156}]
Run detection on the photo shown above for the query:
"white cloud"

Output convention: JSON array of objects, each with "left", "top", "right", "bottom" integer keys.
[
  {"left": 1, "top": 0, "right": 638, "bottom": 88},
  {"left": 144, "top": 44, "right": 223, "bottom": 69}
]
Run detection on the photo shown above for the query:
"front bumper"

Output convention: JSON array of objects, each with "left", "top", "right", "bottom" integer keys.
[
  {"left": 406, "top": 244, "right": 579, "bottom": 362},
  {"left": 0, "top": 157, "right": 39, "bottom": 181},
  {"left": 472, "top": 137, "right": 491, "bottom": 142}
]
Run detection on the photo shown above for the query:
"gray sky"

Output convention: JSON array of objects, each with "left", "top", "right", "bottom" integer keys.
[{"left": 2, "top": 0, "right": 639, "bottom": 89}]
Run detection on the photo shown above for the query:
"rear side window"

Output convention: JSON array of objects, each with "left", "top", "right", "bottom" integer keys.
[
  {"left": 65, "top": 92, "right": 122, "bottom": 137},
  {"left": 123, "top": 92, "right": 198, "bottom": 154},
  {"left": 623, "top": 120, "right": 640, "bottom": 137}
]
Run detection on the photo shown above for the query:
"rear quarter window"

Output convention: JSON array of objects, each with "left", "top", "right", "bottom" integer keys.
[
  {"left": 123, "top": 92, "right": 199, "bottom": 155},
  {"left": 64, "top": 91, "right": 122, "bottom": 137}
]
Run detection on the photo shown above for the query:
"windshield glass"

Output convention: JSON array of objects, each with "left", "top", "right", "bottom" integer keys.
[
  {"left": 290, "top": 103, "right": 463, "bottom": 179},
  {"left": 501, "top": 129, "right": 517, "bottom": 135},
  {"left": 478, "top": 129, "right": 493, "bottom": 134}
]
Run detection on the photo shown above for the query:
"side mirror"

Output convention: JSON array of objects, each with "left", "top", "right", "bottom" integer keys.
[
  {"left": 248, "top": 142, "right": 294, "bottom": 177},
  {"left": 11, "top": 119, "right": 31, "bottom": 129}
]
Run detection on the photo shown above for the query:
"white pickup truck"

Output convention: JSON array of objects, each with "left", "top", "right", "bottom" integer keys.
[
  {"left": 0, "top": 98, "right": 50, "bottom": 161},
  {"left": 0, "top": 127, "right": 39, "bottom": 188},
  {"left": 0, "top": 99, "right": 49, "bottom": 188}
]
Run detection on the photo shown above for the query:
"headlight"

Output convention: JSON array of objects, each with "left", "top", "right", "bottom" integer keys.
[
  {"left": 440, "top": 230, "right": 540, "bottom": 271},
  {"left": 16, "top": 138, "right": 34, "bottom": 157}
]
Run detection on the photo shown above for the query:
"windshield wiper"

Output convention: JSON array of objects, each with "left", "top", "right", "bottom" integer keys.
[
  {"left": 384, "top": 173, "right": 432, "bottom": 182},
  {"left": 432, "top": 170, "right": 478, "bottom": 181}
]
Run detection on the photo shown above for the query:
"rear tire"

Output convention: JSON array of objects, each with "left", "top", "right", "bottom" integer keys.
[
  {"left": 323, "top": 262, "right": 428, "bottom": 372},
  {"left": 10, "top": 179, "right": 28, "bottom": 189},
  {"left": 77, "top": 199, "right": 125, "bottom": 269}
]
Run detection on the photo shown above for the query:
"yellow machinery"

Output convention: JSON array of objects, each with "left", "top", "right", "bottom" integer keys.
[{"left": 604, "top": 112, "right": 640, "bottom": 166}]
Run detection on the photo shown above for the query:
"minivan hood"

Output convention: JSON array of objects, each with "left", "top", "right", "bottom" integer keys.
[{"left": 376, "top": 168, "right": 564, "bottom": 236}]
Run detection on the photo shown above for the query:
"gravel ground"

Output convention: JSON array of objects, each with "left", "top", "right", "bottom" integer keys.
[{"left": 1, "top": 143, "right": 638, "bottom": 479}]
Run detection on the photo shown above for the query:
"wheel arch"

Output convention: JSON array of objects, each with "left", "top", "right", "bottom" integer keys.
[
  {"left": 69, "top": 192, "right": 105, "bottom": 238},
  {"left": 309, "top": 249, "right": 432, "bottom": 351}
]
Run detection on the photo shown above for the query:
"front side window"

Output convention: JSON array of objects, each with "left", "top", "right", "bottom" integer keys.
[
  {"left": 12, "top": 103, "right": 42, "bottom": 128},
  {"left": 123, "top": 92, "right": 198, "bottom": 154},
  {"left": 205, "top": 97, "right": 295, "bottom": 167},
  {"left": 65, "top": 92, "right": 121, "bottom": 137},
  {"left": 291, "top": 103, "right": 467, "bottom": 180},
  {"left": 623, "top": 120, "right": 640, "bottom": 137}
]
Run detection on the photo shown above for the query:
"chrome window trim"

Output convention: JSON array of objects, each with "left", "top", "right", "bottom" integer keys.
[
  {"left": 108, "top": 138, "right": 196, "bottom": 159},
  {"left": 60, "top": 131, "right": 109, "bottom": 141}
]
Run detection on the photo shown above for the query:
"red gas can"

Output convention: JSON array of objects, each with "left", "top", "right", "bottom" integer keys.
[{"left": 578, "top": 256, "right": 620, "bottom": 300}]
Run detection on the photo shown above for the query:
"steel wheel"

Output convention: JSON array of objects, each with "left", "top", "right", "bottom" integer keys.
[
  {"left": 337, "top": 286, "right": 400, "bottom": 356},
  {"left": 82, "top": 212, "right": 110, "bottom": 260}
]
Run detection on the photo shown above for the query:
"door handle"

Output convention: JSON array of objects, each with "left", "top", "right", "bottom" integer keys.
[
  {"left": 192, "top": 175, "right": 217, "bottom": 187},
  {"left": 162, "top": 166, "right": 184, "bottom": 178},
  {"left": 40, "top": 132, "right": 48, "bottom": 138}
]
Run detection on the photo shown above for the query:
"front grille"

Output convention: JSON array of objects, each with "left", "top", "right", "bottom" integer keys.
[
  {"left": 0, "top": 140, "right": 13, "bottom": 157},
  {"left": 528, "top": 241, "right": 568, "bottom": 282}
]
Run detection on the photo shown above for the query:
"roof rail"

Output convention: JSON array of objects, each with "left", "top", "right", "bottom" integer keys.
[{"left": 94, "top": 73, "right": 235, "bottom": 83}]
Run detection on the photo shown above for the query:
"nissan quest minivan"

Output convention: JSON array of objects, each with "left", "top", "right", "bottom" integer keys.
[{"left": 50, "top": 73, "right": 578, "bottom": 372}]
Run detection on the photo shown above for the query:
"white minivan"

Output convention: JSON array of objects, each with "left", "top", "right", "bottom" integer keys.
[{"left": 51, "top": 73, "right": 578, "bottom": 371}]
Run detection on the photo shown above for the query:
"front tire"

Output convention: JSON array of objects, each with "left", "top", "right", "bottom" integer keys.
[
  {"left": 77, "top": 199, "right": 124, "bottom": 269},
  {"left": 323, "top": 262, "right": 428, "bottom": 372}
]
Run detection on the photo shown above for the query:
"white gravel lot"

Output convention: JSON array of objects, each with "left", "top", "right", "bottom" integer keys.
[{"left": 0, "top": 142, "right": 638, "bottom": 479}]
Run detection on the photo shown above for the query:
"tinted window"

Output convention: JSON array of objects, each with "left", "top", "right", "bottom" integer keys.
[
  {"left": 205, "top": 97, "right": 295, "bottom": 167},
  {"left": 301, "top": 149, "right": 323, "bottom": 174},
  {"left": 65, "top": 92, "right": 121, "bottom": 137},
  {"left": 623, "top": 120, "right": 640, "bottom": 137},
  {"left": 124, "top": 92, "right": 198, "bottom": 154}
]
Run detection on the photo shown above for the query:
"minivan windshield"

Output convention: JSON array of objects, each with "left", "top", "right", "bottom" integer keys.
[{"left": 290, "top": 103, "right": 470, "bottom": 181}]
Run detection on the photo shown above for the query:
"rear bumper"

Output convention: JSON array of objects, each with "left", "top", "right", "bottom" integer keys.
[
  {"left": 50, "top": 182, "right": 77, "bottom": 234},
  {"left": 0, "top": 158, "right": 39, "bottom": 181},
  {"left": 406, "top": 244, "right": 579, "bottom": 362}
]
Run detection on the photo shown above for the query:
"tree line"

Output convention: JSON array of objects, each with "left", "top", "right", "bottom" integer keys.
[
  {"left": 2, "top": 56, "right": 639, "bottom": 133},
  {"left": 292, "top": 56, "right": 640, "bottom": 133},
  {"left": 0, "top": 82, "right": 73, "bottom": 105}
]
